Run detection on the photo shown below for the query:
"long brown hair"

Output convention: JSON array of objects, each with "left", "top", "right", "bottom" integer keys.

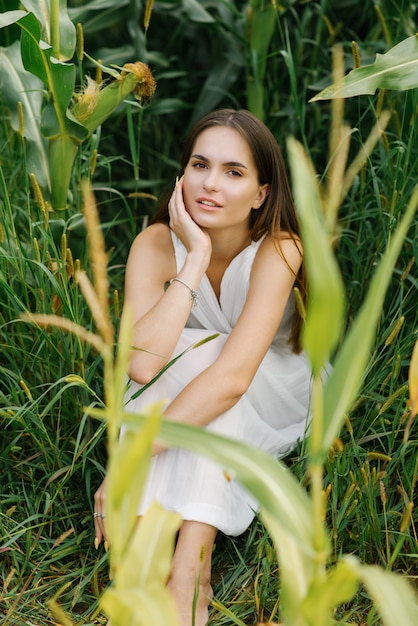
[{"left": 152, "top": 109, "right": 306, "bottom": 352}]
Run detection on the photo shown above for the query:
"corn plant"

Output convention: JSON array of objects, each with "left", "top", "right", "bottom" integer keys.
[{"left": 0, "top": 0, "right": 156, "bottom": 212}]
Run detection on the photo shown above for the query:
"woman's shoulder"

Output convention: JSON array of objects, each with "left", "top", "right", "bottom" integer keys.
[
  {"left": 126, "top": 223, "right": 177, "bottom": 282},
  {"left": 257, "top": 232, "right": 303, "bottom": 273},
  {"left": 130, "top": 222, "right": 172, "bottom": 251},
  {"left": 126, "top": 223, "right": 175, "bottom": 271}
]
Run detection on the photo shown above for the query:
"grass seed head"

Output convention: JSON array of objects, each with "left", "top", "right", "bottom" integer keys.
[
  {"left": 399, "top": 502, "right": 414, "bottom": 533},
  {"left": 385, "top": 316, "right": 405, "bottom": 346},
  {"left": 17, "top": 101, "right": 24, "bottom": 139},
  {"left": 32, "top": 238, "right": 41, "bottom": 263},
  {"left": 351, "top": 40, "right": 361, "bottom": 68},
  {"left": 76, "top": 22, "right": 84, "bottom": 61},
  {"left": 19, "top": 379, "right": 33, "bottom": 401},
  {"left": 379, "top": 480, "right": 387, "bottom": 505},
  {"left": 29, "top": 172, "right": 46, "bottom": 213}
]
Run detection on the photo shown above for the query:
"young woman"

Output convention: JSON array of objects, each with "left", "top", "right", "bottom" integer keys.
[{"left": 94, "top": 109, "right": 312, "bottom": 626}]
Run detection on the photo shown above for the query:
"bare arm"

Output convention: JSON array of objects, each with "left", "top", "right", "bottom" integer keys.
[
  {"left": 125, "top": 178, "right": 212, "bottom": 383},
  {"left": 160, "top": 235, "right": 302, "bottom": 430}
]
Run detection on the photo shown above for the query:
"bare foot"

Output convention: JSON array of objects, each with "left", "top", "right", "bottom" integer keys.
[{"left": 168, "top": 579, "right": 213, "bottom": 626}]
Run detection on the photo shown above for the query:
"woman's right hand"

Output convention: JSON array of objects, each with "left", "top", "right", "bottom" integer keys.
[
  {"left": 93, "top": 478, "right": 108, "bottom": 549},
  {"left": 168, "top": 176, "right": 211, "bottom": 264}
]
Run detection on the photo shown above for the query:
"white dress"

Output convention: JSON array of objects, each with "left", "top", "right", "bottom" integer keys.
[{"left": 123, "top": 232, "right": 312, "bottom": 536}]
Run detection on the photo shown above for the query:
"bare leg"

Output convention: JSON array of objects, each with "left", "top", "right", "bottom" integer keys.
[{"left": 168, "top": 521, "right": 217, "bottom": 626}]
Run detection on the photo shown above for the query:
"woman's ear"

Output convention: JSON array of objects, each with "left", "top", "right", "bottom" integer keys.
[{"left": 253, "top": 184, "right": 270, "bottom": 209}]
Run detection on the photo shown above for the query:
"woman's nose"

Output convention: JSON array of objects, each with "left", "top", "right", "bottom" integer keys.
[{"left": 202, "top": 169, "right": 220, "bottom": 191}]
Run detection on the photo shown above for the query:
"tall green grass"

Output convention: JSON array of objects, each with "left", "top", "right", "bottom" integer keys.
[
  {"left": 0, "top": 109, "right": 108, "bottom": 623},
  {"left": 1, "top": 0, "right": 417, "bottom": 624}
]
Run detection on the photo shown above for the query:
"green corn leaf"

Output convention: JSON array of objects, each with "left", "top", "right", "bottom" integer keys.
[
  {"left": 354, "top": 561, "right": 418, "bottom": 626},
  {"left": 301, "top": 556, "right": 360, "bottom": 625},
  {"left": 0, "top": 6, "right": 86, "bottom": 211},
  {"left": 10, "top": 9, "right": 87, "bottom": 141},
  {"left": 11, "top": 8, "right": 87, "bottom": 210},
  {"left": 119, "top": 500, "right": 181, "bottom": 589},
  {"left": 20, "top": 37, "right": 84, "bottom": 140},
  {"left": 182, "top": 0, "right": 215, "bottom": 23},
  {"left": 104, "top": 402, "right": 164, "bottom": 559},
  {"left": 10, "top": 11, "right": 46, "bottom": 81},
  {"left": 248, "top": 2, "right": 276, "bottom": 81},
  {"left": 21, "top": 0, "right": 76, "bottom": 60},
  {"left": 0, "top": 41, "right": 49, "bottom": 191},
  {"left": 262, "top": 511, "right": 316, "bottom": 624},
  {"left": 120, "top": 414, "right": 318, "bottom": 551},
  {"left": 0, "top": 10, "right": 28, "bottom": 29},
  {"left": 121, "top": 414, "right": 322, "bottom": 622},
  {"left": 246, "top": 1, "right": 277, "bottom": 119},
  {"left": 113, "top": 306, "right": 134, "bottom": 425},
  {"left": 100, "top": 496, "right": 181, "bottom": 626},
  {"left": 287, "top": 137, "right": 346, "bottom": 375},
  {"left": 108, "top": 403, "right": 163, "bottom": 511},
  {"left": 68, "top": 0, "right": 130, "bottom": 35},
  {"left": 321, "top": 187, "right": 418, "bottom": 454},
  {"left": 310, "top": 35, "right": 418, "bottom": 101},
  {"left": 114, "top": 414, "right": 327, "bottom": 624},
  {"left": 41, "top": 100, "right": 86, "bottom": 141},
  {"left": 101, "top": 585, "right": 180, "bottom": 626},
  {"left": 5, "top": 11, "right": 87, "bottom": 141},
  {"left": 189, "top": 60, "right": 242, "bottom": 128}
]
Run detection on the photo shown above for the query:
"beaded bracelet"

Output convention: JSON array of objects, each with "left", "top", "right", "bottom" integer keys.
[{"left": 168, "top": 277, "right": 200, "bottom": 307}]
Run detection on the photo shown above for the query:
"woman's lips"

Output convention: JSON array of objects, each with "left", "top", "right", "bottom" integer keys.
[{"left": 196, "top": 197, "right": 222, "bottom": 210}]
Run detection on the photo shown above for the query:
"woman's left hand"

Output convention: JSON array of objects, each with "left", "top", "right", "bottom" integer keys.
[
  {"left": 168, "top": 176, "right": 212, "bottom": 265},
  {"left": 93, "top": 478, "right": 108, "bottom": 548}
]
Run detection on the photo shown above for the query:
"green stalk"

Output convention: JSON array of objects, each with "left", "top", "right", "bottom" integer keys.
[
  {"left": 0, "top": 165, "right": 19, "bottom": 253},
  {"left": 50, "top": 0, "right": 60, "bottom": 59},
  {"left": 49, "top": 136, "right": 78, "bottom": 211},
  {"left": 309, "top": 374, "right": 328, "bottom": 581}
]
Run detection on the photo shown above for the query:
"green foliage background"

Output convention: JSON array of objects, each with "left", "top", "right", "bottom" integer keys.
[{"left": 0, "top": 0, "right": 417, "bottom": 624}]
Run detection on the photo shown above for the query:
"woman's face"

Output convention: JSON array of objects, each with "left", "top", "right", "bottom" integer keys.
[{"left": 182, "top": 126, "right": 269, "bottom": 233}]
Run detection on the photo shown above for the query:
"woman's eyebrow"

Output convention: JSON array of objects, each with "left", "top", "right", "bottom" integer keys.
[{"left": 190, "top": 153, "right": 248, "bottom": 169}]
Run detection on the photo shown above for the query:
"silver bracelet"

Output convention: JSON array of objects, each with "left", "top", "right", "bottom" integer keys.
[{"left": 169, "top": 277, "right": 199, "bottom": 307}]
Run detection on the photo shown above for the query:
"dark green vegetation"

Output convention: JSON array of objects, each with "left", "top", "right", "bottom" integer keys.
[{"left": 1, "top": 1, "right": 417, "bottom": 624}]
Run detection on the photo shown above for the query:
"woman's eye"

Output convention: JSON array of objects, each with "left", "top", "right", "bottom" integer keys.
[
  {"left": 192, "top": 162, "right": 207, "bottom": 169},
  {"left": 228, "top": 169, "right": 242, "bottom": 177}
]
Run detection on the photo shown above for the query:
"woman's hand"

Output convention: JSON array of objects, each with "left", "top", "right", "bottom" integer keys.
[
  {"left": 168, "top": 176, "right": 211, "bottom": 261},
  {"left": 93, "top": 478, "right": 108, "bottom": 549},
  {"left": 92, "top": 447, "right": 163, "bottom": 548}
]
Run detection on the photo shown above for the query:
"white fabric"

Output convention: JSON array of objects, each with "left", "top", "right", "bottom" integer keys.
[{"left": 123, "top": 232, "right": 312, "bottom": 536}]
